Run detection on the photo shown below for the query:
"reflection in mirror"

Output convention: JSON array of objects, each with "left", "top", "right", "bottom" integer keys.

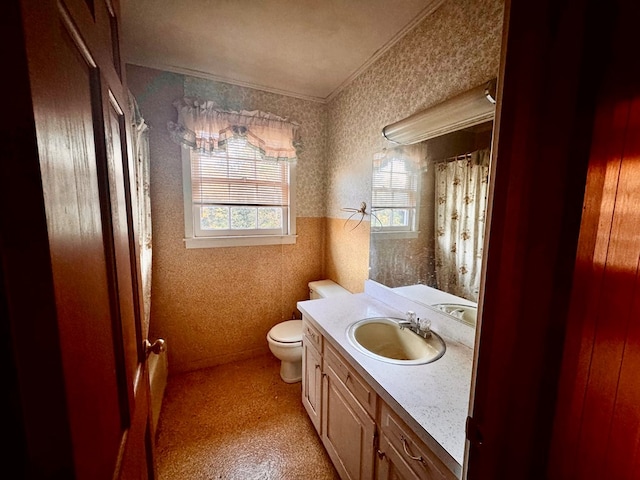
[{"left": 369, "top": 120, "right": 493, "bottom": 326}]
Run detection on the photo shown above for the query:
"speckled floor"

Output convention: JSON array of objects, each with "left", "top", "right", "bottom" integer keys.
[{"left": 155, "top": 354, "right": 340, "bottom": 480}]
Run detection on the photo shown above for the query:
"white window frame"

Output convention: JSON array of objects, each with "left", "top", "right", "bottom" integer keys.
[
  {"left": 182, "top": 147, "right": 297, "bottom": 248},
  {"left": 371, "top": 154, "right": 420, "bottom": 240}
]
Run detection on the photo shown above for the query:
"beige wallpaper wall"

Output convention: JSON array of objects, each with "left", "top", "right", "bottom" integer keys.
[
  {"left": 127, "top": 65, "right": 328, "bottom": 373},
  {"left": 325, "top": 0, "right": 504, "bottom": 293},
  {"left": 127, "top": 0, "right": 504, "bottom": 374}
]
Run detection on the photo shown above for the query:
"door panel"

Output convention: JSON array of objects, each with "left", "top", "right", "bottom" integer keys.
[
  {"left": 105, "top": 87, "right": 153, "bottom": 479},
  {"left": 34, "top": 13, "right": 122, "bottom": 479},
  {"left": 105, "top": 92, "right": 139, "bottom": 408},
  {"left": 546, "top": 2, "right": 640, "bottom": 479},
  {"left": 20, "top": 0, "right": 153, "bottom": 477},
  {"left": 549, "top": 89, "right": 640, "bottom": 480}
]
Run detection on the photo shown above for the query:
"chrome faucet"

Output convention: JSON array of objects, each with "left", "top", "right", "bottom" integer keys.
[
  {"left": 398, "top": 311, "right": 417, "bottom": 330},
  {"left": 398, "top": 311, "right": 432, "bottom": 338}
]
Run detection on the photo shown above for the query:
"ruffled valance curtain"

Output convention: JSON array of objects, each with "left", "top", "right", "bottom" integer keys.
[{"left": 167, "top": 97, "right": 300, "bottom": 162}]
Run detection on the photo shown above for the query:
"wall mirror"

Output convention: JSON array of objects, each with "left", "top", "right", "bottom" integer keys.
[{"left": 369, "top": 81, "right": 496, "bottom": 327}]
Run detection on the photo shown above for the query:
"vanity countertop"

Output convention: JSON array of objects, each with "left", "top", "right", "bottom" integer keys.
[{"left": 297, "top": 292, "right": 475, "bottom": 478}]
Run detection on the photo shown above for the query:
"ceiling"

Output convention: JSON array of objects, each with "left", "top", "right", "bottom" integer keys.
[{"left": 120, "top": 0, "right": 445, "bottom": 103}]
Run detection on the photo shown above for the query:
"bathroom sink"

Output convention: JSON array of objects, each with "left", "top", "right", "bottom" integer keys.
[
  {"left": 346, "top": 317, "right": 446, "bottom": 365},
  {"left": 433, "top": 303, "right": 477, "bottom": 326}
]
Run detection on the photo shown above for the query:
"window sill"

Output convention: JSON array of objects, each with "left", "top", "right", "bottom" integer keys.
[
  {"left": 184, "top": 234, "right": 298, "bottom": 249},
  {"left": 370, "top": 230, "right": 419, "bottom": 240}
]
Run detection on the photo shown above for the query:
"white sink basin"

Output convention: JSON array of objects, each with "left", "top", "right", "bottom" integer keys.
[
  {"left": 433, "top": 303, "right": 477, "bottom": 326},
  {"left": 346, "top": 317, "right": 446, "bottom": 365}
]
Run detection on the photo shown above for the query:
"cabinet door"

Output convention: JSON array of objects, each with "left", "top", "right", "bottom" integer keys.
[
  {"left": 322, "top": 362, "right": 376, "bottom": 480},
  {"left": 376, "top": 433, "right": 422, "bottom": 480},
  {"left": 378, "top": 403, "right": 455, "bottom": 480},
  {"left": 324, "top": 343, "right": 377, "bottom": 417},
  {"left": 302, "top": 339, "right": 323, "bottom": 434}
]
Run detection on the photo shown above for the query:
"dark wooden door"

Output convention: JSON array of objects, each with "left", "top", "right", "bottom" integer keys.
[
  {"left": 465, "top": 1, "right": 639, "bottom": 478},
  {"left": 547, "top": 1, "right": 640, "bottom": 477},
  {"left": 548, "top": 77, "right": 640, "bottom": 480},
  {"left": 4, "top": 0, "right": 154, "bottom": 477}
]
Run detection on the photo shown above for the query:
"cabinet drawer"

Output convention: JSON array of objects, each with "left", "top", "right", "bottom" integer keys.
[
  {"left": 379, "top": 403, "right": 456, "bottom": 480},
  {"left": 302, "top": 317, "right": 323, "bottom": 352},
  {"left": 324, "top": 343, "right": 377, "bottom": 417}
]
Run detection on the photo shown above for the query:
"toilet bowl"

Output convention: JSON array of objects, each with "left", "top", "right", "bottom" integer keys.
[
  {"left": 267, "top": 320, "right": 303, "bottom": 383},
  {"left": 268, "top": 280, "right": 350, "bottom": 383}
]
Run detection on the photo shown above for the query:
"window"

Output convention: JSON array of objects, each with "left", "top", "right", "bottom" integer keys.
[
  {"left": 169, "top": 99, "right": 299, "bottom": 248},
  {"left": 371, "top": 147, "right": 420, "bottom": 236},
  {"left": 183, "top": 137, "right": 296, "bottom": 248}
]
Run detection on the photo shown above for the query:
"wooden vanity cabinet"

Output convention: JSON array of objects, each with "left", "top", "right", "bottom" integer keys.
[{"left": 301, "top": 316, "right": 457, "bottom": 480}]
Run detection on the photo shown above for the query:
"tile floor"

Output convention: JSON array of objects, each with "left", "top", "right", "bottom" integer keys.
[{"left": 154, "top": 353, "right": 340, "bottom": 480}]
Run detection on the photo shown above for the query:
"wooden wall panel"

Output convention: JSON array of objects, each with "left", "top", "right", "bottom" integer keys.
[
  {"left": 466, "top": 0, "right": 608, "bottom": 477},
  {"left": 548, "top": 1, "right": 640, "bottom": 478}
]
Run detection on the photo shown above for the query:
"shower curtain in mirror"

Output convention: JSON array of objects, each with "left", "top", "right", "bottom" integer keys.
[
  {"left": 434, "top": 148, "right": 491, "bottom": 302},
  {"left": 129, "top": 91, "right": 152, "bottom": 332}
]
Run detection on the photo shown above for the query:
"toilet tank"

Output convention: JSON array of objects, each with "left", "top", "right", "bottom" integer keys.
[{"left": 308, "top": 279, "right": 350, "bottom": 299}]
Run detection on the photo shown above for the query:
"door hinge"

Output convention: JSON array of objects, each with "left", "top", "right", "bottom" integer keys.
[{"left": 465, "top": 416, "right": 484, "bottom": 446}]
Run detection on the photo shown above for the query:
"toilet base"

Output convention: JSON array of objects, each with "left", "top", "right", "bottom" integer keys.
[{"left": 279, "top": 360, "right": 302, "bottom": 383}]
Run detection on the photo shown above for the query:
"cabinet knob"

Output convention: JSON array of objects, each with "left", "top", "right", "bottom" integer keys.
[{"left": 376, "top": 449, "right": 386, "bottom": 459}]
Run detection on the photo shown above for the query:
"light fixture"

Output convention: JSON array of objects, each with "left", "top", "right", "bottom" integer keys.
[{"left": 382, "top": 78, "right": 497, "bottom": 145}]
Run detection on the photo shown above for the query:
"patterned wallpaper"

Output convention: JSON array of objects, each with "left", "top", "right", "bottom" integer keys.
[
  {"left": 324, "top": 0, "right": 504, "bottom": 293},
  {"left": 326, "top": 0, "right": 504, "bottom": 219}
]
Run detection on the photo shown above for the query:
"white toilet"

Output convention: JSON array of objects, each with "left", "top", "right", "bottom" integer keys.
[
  {"left": 267, "top": 319, "right": 304, "bottom": 383},
  {"left": 267, "top": 279, "right": 350, "bottom": 383}
]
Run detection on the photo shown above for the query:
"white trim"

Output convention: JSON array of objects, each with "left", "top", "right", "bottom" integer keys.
[
  {"left": 370, "top": 230, "right": 420, "bottom": 240},
  {"left": 182, "top": 147, "right": 194, "bottom": 238},
  {"left": 288, "top": 161, "right": 297, "bottom": 237},
  {"left": 126, "top": 61, "right": 327, "bottom": 104},
  {"left": 185, "top": 234, "right": 297, "bottom": 249}
]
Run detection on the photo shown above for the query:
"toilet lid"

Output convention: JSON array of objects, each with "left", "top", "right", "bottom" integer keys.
[{"left": 268, "top": 320, "right": 302, "bottom": 343}]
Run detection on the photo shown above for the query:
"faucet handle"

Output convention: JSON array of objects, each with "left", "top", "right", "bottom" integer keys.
[
  {"left": 418, "top": 318, "right": 432, "bottom": 336},
  {"left": 406, "top": 311, "right": 417, "bottom": 325}
]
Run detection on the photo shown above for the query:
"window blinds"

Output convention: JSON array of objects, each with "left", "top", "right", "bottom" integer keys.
[
  {"left": 191, "top": 137, "right": 289, "bottom": 208},
  {"left": 372, "top": 157, "right": 417, "bottom": 209}
]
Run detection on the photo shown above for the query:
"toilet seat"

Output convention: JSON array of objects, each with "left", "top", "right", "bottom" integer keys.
[{"left": 268, "top": 320, "right": 302, "bottom": 344}]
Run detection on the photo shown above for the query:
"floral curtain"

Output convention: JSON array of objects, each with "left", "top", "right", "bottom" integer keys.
[
  {"left": 128, "top": 90, "right": 152, "bottom": 332},
  {"left": 167, "top": 97, "right": 300, "bottom": 162},
  {"left": 434, "top": 148, "right": 491, "bottom": 302}
]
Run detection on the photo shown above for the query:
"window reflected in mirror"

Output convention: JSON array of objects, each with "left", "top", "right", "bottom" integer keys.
[{"left": 370, "top": 120, "right": 493, "bottom": 325}]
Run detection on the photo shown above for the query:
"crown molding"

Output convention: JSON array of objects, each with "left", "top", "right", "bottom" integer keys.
[
  {"left": 325, "top": 0, "right": 446, "bottom": 103},
  {"left": 125, "top": 61, "right": 329, "bottom": 104}
]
